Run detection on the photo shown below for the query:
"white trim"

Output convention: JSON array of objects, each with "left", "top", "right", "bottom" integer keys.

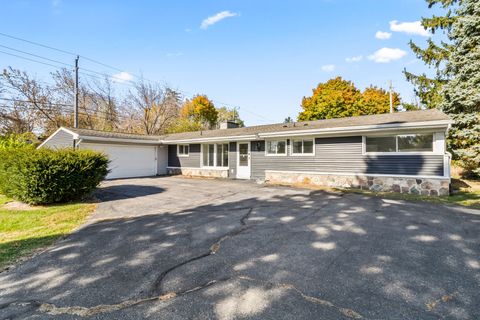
[
  {"left": 80, "top": 136, "right": 160, "bottom": 145},
  {"left": 444, "top": 153, "right": 451, "bottom": 179},
  {"left": 200, "top": 143, "right": 229, "bottom": 168},
  {"left": 362, "top": 133, "right": 440, "bottom": 155},
  {"left": 161, "top": 135, "right": 256, "bottom": 144},
  {"left": 167, "top": 166, "right": 228, "bottom": 171},
  {"left": 160, "top": 120, "right": 452, "bottom": 143},
  {"left": 265, "top": 139, "right": 287, "bottom": 156},
  {"left": 264, "top": 169, "right": 450, "bottom": 180},
  {"left": 154, "top": 146, "right": 158, "bottom": 176},
  {"left": 258, "top": 120, "right": 452, "bottom": 138},
  {"left": 177, "top": 144, "right": 190, "bottom": 157},
  {"left": 290, "top": 138, "right": 315, "bottom": 156},
  {"left": 60, "top": 127, "right": 80, "bottom": 138},
  {"left": 37, "top": 127, "right": 79, "bottom": 149},
  {"left": 236, "top": 142, "right": 251, "bottom": 179}
]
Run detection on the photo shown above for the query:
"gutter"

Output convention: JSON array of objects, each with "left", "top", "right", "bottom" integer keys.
[{"left": 161, "top": 120, "right": 453, "bottom": 143}]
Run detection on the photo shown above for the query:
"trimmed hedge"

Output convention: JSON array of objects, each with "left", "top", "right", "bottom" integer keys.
[{"left": 0, "top": 148, "right": 109, "bottom": 204}]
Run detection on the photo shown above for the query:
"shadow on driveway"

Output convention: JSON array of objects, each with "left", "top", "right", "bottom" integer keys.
[{"left": 0, "top": 178, "right": 479, "bottom": 319}]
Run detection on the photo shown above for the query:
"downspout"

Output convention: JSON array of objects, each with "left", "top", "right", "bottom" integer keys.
[
  {"left": 73, "top": 138, "right": 83, "bottom": 150},
  {"left": 444, "top": 124, "right": 452, "bottom": 180}
]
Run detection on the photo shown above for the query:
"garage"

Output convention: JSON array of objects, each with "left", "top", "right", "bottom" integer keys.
[
  {"left": 38, "top": 127, "right": 167, "bottom": 180},
  {"left": 80, "top": 143, "right": 158, "bottom": 179}
]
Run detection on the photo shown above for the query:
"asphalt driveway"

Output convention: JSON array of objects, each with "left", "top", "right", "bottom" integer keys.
[{"left": 1, "top": 176, "right": 479, "bottom": 319}]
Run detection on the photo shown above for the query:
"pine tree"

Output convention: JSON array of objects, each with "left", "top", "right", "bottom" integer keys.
[
  {"left": 441, "top": 0, "right": 480, "bottom": 177},
  {"left": 403, "top": 0, "right": 458, "bottom": 109}
]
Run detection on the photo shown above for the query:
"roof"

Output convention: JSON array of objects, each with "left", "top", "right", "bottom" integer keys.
[
  {"left": 161, "top": 109, "right": 451, "bottom": 142},
  {"left": 63, "top": 127, "right": 162, "bottom": 141},
  {"left": 58, "top": 109, "right": 451, "bottom": 143}
]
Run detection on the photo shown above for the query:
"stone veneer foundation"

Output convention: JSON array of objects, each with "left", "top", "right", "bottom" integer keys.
[
  {"left": 167, "top": 167, "right": 229, "bottom": 179},
  {"left": 265, "top": 171, "right": 450, "bottom": 196}
]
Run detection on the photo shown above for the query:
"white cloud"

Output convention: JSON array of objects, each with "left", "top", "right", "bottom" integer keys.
[
  {"left": 112, "top": 72, "right": 133, "bottom": 83},
  {"left": 375, "top": 31, "right": 392, "bottom": 40},
  {"left": 345, "top": 55, "right": 363, "bottom": 63},
  {"left": 390, "top": 20, "right": 429, "bottom": 37},
  {"left": 321, "top": 64, "right": 335, "bottom": 72},
  {"left": 201, "top": 11, "right": 237, "bottom": 29},
  {"left": 368, "top": 48, "right": 407, "bottom": 63}
]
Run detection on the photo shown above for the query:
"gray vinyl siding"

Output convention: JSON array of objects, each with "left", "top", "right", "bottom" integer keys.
[
  {"left": 41, "top": 130, "right": 74, "bottom": 149},
  {"left": 168, "top": 144, "right": 201, "bottom": 168},
  {"left": 251, "top": 136, "right": 444, "bottom": 180},
  {"left": 157, "top": 145, "right": 168, "bottom": 175},
  {"left": 228, "top": 142, "right": 237, "bottom": 178}
]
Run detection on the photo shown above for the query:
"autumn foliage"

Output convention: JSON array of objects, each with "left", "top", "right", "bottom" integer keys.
[{"left": 298, "top": 77, "right": 400, "bottom": 121}]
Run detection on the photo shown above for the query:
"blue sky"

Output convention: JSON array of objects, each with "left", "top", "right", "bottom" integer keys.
[{"left": 0, "top": 0, "right": 444, "bottom": 125}]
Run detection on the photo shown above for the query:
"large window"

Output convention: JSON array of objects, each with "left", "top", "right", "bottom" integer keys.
[
  {"left": 365, "top": 134, "right": 433, "bottom": 153},
  {"left": 397, "top": 134, "right": 433, "bottom": 152},
  {"left": 292, "top": 139, "right": 314, "bottom": 155},
  {"left": 266, "top": 140, "right": 286, "bottom": 155},
  {"left": 202, "top": 143, "right": 229, "bottom": 167},
  {"left": 365, "top": 137, "right": 396, "bottom": 152},
  {"left": 177, "top": 144, "right": 189, "bottom": 157}
]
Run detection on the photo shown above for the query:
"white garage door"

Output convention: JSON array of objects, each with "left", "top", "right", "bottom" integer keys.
[{"left": 80, "top": 143, "right": 157, "bottom": 179}]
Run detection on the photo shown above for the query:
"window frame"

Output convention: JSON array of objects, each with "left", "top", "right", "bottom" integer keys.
[
  {"left": 290, "top": 138, "right": 315, "bottom": 156},
  {"left": 201, "top": 143, "right": 229, "bottom": 168},
  {"left": 265, "top": 139, "right": 287, "bottom": 156},
  {"left": 362, "top": 133, "right": 437, "bottom": 155},
  {"left": 177, "top": 144, "right": 189, "bottom": 157}
]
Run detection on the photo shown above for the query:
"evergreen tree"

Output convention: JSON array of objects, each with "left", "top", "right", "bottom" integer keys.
[
  {"left": 441, "top": 0, "right": 480, "bottom": 177},
  {"left": 403, "top": 0, "right": 458, "bottom": 109}
]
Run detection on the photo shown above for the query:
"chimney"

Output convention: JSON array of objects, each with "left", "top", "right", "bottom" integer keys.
[{"left": 219, "top": 120, "right": 240, "bottom": 129}]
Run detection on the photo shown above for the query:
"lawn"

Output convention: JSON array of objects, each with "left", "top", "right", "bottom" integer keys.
[
  {"left": 347, "top": 178, "right": 480, "bottom": 209},
  {"left": 0, "top": 195, "right": 95, "bottom": 270}
]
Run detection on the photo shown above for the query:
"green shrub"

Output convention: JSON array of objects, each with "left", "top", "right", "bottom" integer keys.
[
  {"left": 0, "top": 148, "right": 109, "bottom": 204},
  {"left": 0, "top": 133, "right": 37, "bottom": 150}
]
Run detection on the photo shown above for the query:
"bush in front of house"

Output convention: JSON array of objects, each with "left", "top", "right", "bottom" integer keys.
[{"left": 0, "top": 148, "right": 109, "bottom": 204}]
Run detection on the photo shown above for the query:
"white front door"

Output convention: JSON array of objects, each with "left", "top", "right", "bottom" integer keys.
[{"left": 236, "top": 142, "right": 251, "bottom": 179}]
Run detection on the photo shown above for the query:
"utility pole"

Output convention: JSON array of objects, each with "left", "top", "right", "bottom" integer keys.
[
  {"left": 389, "top": 80, "right": 393, "bottom": 113},
  {"left": 74, "top": 55, "right": 79, "bottom": 128}
]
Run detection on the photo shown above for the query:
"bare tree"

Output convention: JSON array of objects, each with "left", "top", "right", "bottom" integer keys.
[
  {"left": 1, "top": 67, "right": 61, "bottom": 134},
  {"left": 52, "top": 68, "right": 121, "bottom": 131},
  {"left": 126, "top": 80, "right": 181, "bottom": 135}
]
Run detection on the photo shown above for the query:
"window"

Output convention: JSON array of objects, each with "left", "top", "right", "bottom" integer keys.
[
  {"left": 398, "top": 134, "right": 433, "bottom": 152},
  {"left": 266, "top": 140, "right": 286, "bottom": 155},
  {"left": 365, "top": 134, "right": 433, "bottom": 153},
  {"left": 366, "top": 137, "right": 396, "bottom": 152},
  {"left": 202, "top": 143, "right": 229, "bottom": 167},
  {"left": 216, "top": 143, "right": 229, "bottom": 167},
  {"left": 292, "top": 139, "right": 314, "bottom": 155},
  {"left": 177, "top": 144, "right": 189, "bottom": 156}
]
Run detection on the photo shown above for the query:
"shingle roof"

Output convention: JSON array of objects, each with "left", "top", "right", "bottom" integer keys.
[
  {"left": 161, "top": 109, "right": 451, "bottom": 141},
  {"left": 65, "top": 109, "right": 451, "bottom": 143},
  {"left": 65, "top": 127, "right": 161, "bottom": 141}
]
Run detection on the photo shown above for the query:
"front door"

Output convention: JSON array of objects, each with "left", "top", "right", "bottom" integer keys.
[{"left": 236, "top": 142, "right": 251, "bottom": 179}]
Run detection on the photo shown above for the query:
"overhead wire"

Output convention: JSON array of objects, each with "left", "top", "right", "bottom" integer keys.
[{"left": 0, "top": 32, "right": 274, "bottom": 123}]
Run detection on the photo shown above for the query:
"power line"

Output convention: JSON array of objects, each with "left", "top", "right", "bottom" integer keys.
[
  {"left": 0, "top": 49, "right": 67, "bottom": 70},
  {"left": 0, "top": 32, "right": 77, "bottom": 56},
  {"left": 0, "top": 44, "right": 72, "bottom": 68},
  {"left": 0, "top": 97, "right": 73, "bottom": 107},
  {"left": 0, "top": 32, "right": 273, "bottom": 123}
]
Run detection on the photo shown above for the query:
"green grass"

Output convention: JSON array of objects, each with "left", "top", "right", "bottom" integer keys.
[
  {"left": 346, "top": 187, "right": 480, "bottom": 209},
  {"left": 272, "top": 176, "right": 480, "bottom": 210},
  {"left": 0, "top": 195, "right": 95, "bottom": 270}
]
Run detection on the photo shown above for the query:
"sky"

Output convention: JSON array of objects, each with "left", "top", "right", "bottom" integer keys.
[{"left": 0, "top": 0, "right": 446, "bottom": 126}]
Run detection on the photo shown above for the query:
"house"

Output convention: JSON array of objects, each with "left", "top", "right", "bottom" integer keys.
[{"left": 39, "top": 109, "right": 453, "bottom": 196}]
